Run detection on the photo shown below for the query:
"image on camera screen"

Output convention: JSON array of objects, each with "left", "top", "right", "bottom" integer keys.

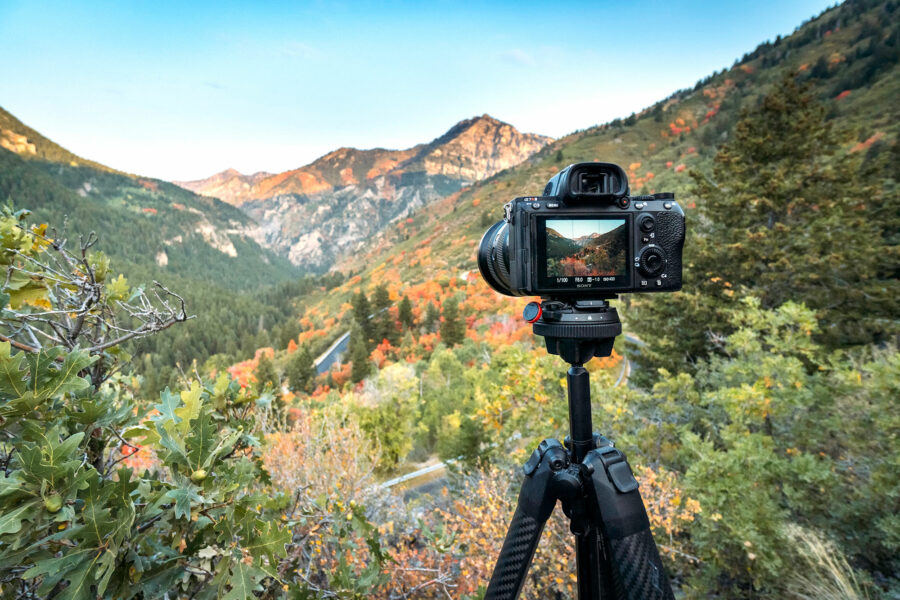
[{"left": 545, "top": 219, "right": 627, "bottom": 278}]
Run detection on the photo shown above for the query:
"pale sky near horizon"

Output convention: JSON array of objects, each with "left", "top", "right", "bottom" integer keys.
[
  {"left": 547, "top": 218, "right": 623, "bottom": 239},
  {"left": 0, "top": 1, "right": 837, "bottom": 181}
]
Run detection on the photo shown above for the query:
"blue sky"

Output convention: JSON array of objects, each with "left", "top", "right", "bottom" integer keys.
[{"left": 0, "top": 1, "right": 836, "bottom": 181}]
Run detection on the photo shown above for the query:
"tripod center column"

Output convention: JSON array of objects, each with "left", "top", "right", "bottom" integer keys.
[{"left": 566, "top": 365, "right": 594, "bottom": 464}]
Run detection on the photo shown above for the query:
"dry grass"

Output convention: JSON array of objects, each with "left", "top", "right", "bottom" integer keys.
[{"left": 785, "top": 524, "right": 869, "bottom": 600}]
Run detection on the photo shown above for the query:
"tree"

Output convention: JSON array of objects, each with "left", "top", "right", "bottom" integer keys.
[
  {"left": 349, "top": 324, "right": 371, "bottom": 384},
  {"left": 286, "top": 345, "right": 316, "bottom": 393},
  {"left": 422, "top": 301, "right": 440, "bottom": 333},
  {"left": 255, "top": 353, "right": 281, "bottom": 395},
  {"left": 630, "top": 73, "right": 898, "bottom": 379},
  {"left": 351, "top": 290, "right": 375, "bottom": 348},
  {"left": 440, "top": 297, "right": 466, "bottom": 347},
  {"left": 369, "top": 284, "right": 399, "bottom": 346},
  {"left": 372, "top": 283, "right": 391, "bottom": 311},
  {"left": 398, "top": 295, "right": 415, "bottom": 330}
]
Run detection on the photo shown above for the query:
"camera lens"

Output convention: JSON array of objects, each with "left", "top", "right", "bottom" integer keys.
[{"left": 477, "top": 220, "right": 514, "bottom": 295}]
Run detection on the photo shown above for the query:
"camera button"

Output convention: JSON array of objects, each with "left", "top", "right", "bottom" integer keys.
[
  {"left": 531, "top": 202, "right": 541, "bottom": 209},
  {"left": 663, "top": 202, "right": 673, "bottom": 209},
  {"left": 546, "top": 202, "right": 559, "bottom": 209},
  {"left": 634, "top": 202, "right": 645, "bottom": 209}
]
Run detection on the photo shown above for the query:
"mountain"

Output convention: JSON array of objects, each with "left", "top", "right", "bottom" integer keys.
[
  {"left": 0, "top": 106, "right": 298, "bottom": 290},
  {"left": 174, "top": 168, "right": 272, "bottom": 206},
  {"left": 175, "top": 115, "right": 551, "bottom": 270}
]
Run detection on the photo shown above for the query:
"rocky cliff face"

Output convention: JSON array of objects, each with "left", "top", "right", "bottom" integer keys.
[
  {"left": 174, "top": 168, "right": 271, "bottom": 206},
  {"left": 176, "top": 115, "right": 551, "bottom": 271}
]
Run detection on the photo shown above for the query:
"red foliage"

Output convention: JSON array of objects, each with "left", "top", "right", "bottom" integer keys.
[
  {"left": 835, "top": 90, "right": 851, "bottom": 101},
  {"left": 674, "top": 164, "right": 686, "bottom": 173},
  {"left": 141, "top": 208, "right": 157, "bottom": 215}
]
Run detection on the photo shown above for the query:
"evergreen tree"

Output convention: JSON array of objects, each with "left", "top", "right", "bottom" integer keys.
[
  {"left": 351, "top": 291, "right": 375, "bottom": 348},
  {"left": 398, "top": 295, "right": 415, "bottom": 330},
  {"left": 286, "top": 345, "right": 316, "bottom": 393},
  {"left": 630, "top": 73, "right": 898, "bottom": 379},
  {"left": 422, "top": 301, "right": 440, "bottom": 333},
  {"left": 349, "top": 324, "right": 371, "bottom": 384},
  {"left": 371, "top": 284, "right": 399, "bottom": 345},
  {"left": 372, "top": 283, "right": 391, "bottom": 311},
  {"left": 440, "top": 297, "right": 466, "bottom": 347},
  {"left": 254, "top": 353, "right": 281, "bottom": 396}
]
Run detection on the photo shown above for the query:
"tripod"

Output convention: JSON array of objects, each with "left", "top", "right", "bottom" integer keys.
[{"left": 485, "top": 299, "right": 674, "bottom": 600}]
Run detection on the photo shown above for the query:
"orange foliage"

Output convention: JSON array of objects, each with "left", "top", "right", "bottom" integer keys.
[
  {"left": 835, "top": 90, "right": 851, "bottom": 101},
  {"left": 674, "top": 164, "right": 686, "bottom": 173},
  {"left": 850, "top": 131, "right": 884, "bottom": 153}
]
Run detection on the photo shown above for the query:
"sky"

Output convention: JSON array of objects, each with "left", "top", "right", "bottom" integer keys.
[
  {"left": 547, "top": 219, "right": 624, "bottom": 239},
  {"left": 0, "top": 1, "right": 837, "bottom": 181}
]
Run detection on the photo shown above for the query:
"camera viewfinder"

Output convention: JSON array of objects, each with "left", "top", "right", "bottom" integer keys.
[{"left": 577, "top": 172, "right": 609, "bottom": 195}]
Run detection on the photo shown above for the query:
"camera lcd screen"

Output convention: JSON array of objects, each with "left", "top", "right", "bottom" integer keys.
[{"left": 536, "top": 217, "right": 630, "bottom": 291}]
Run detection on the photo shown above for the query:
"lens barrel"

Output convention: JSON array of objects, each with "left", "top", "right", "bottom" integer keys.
[{"left": 477, "top": 220, "right": 514, "bottom": 296}]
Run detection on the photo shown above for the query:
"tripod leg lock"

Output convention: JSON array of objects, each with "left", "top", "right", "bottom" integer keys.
[{"left": 594, "top": 445, "right": 639, "bottom": 493}]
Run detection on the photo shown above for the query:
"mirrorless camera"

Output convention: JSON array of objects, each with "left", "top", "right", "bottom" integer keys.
[{"left": 478, "top": 162, "right": 684, "bottom": 298}]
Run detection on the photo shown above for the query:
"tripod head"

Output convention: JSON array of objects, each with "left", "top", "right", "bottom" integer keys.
[{"left": 523, "top": 298, "right": 622, "bottom": 365}]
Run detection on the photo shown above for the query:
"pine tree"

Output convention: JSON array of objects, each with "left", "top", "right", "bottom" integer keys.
[
  {"left": 370, "top": 284, "right": 399, "bottom": 345},
  {"left": 349, "top": 324, "right": 371, "bottom": 384},
  {"left": 254, "top": 353, "right": 281, "bottom": 395},
  {"left": 352, "top": 291, "right": 375, "bottom": 348},
  {"left": 398, "top": 295, "right": 414, "bottom": 330},
  {"left": 440, "top": 297, "right": 466, "bottom": 347},
  {"left": 422, "top": 302, "right": 439, "bottom": 333},
  {"left": 286, "top": 345, "right": 316, "bottom": 393},
  {"left": 630, "top": 73, "right": 898, "bottom": 379},
  {"left": 372, "top": 284, "right": 391, "bottom": 311}
]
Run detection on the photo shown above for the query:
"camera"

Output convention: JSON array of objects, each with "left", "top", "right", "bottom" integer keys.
[{"left": 478, "top": 162, "right": 684, "bottom": 297}]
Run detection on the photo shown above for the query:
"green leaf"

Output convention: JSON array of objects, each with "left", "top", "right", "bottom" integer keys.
[
  {"left": 222, "top": 560, "right": 266, "bottom": 600},
  {"left": 0, "top": 341, "right": 28, "bottom": 398},
  {"left": 165, "top": 481, "right": 204, "bottom": 520},
  {"left": 0, "top": 499, "right": 39, "bottom": 535},
  {"left": 244, "top": 520, "right": 291, "bottom": 568},
  {"left": 187, "top": 410, "right": 217, "bottom": 471},
  {"left": 153, "top": 387, "right": 181, "bottom": 425}
]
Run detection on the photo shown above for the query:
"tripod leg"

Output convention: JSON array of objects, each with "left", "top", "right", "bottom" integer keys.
[
  {"left": 485, "top": 439, "right": 570, "bottom": 600},
  {"left": 583, "top": 444, "right": 675, "bottom": 600}
]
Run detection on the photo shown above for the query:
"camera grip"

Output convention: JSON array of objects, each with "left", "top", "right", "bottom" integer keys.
[{"left": 484, "top": 507, "right": 545, "bottom": 600}]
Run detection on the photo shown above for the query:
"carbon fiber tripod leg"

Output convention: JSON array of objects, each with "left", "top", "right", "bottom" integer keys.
[
  {"left": 582, "top": 441, "right": 675, "bottom": 600},
  {"left": 485, "top": 439, "right": 575, "bottom": 600}
]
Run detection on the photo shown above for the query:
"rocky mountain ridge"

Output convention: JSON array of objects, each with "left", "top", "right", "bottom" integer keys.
[{"left": 175, "top": 115, "right": 551, "bottom": 271}]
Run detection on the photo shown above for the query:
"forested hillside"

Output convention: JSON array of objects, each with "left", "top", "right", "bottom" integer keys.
[{"left": 0, "top": 0, "right": 897, "bottom": 598}]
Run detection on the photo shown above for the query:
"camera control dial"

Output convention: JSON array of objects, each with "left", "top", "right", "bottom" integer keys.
[{"left": 637, "top": 246, "right": 666, "bottom": 277}]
